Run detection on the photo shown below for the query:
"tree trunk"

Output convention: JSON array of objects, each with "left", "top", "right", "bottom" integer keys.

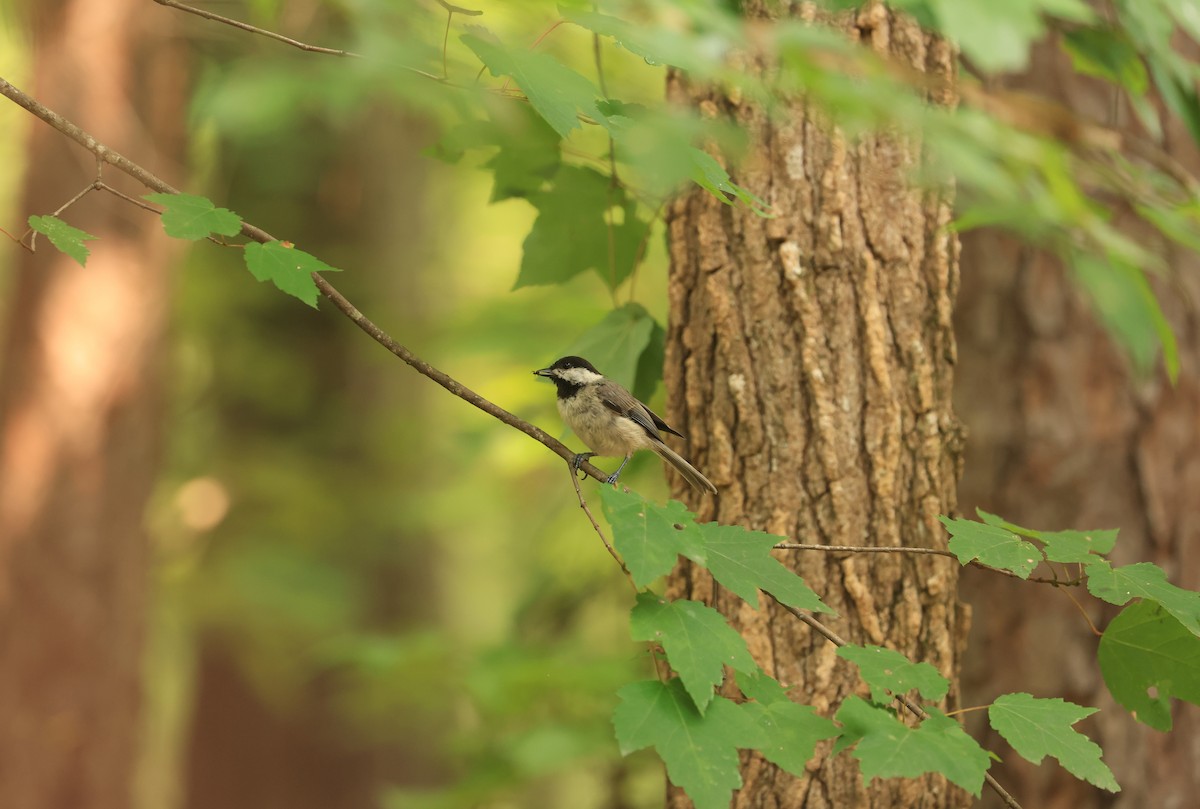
[
  {"left": 665, "top": 4, "right": 967, "bottom": 807},
  {"left": 0, "top": 2, "right": 184, "bottom": 808},
  {"left": 955, "top": 36, "right": 1200, "bottom": 809}
]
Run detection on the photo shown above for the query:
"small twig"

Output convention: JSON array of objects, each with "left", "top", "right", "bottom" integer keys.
[
  {"left": 568, "top": 465, "right": 637, "bottom": 592},
  {"left": 769, "top": 596, "right": 1023, "bottom": 809},
  {"left": 434, "top": 0, "right": 484, "bottom": 15},
  {"left": 529, "top": 19, "right": 567, "bottom": 51},
  {"left": 0, "top": 224, "right": 27, "bottom": 246},
  {"left": 153, "top": 0, "right": 459, "bottom": 83},
  {"left": 153, "top": 0, "right": 362, "bottom": 58},
  {"left": 776, "top": 543, "right": 958, "bottom": 557},
  {"left": 49, "top": 182, "right": 95, "bottom": 217},
  {"left": 943, "top": 704, "right": 991, "bottom": 718},
  {"left": 1061, "top": 586, "right": 1103, "bottom": 637},
  {"left": 433, "top": 0, "right": 484, "bottom": 81},
  {"left": 96, "top": 181, "right": 160, "bottom": 213},
  {"left": 773, "top": 542, "right": 1084, "bottom": 586},
  {"left": 441, "top": 9, "right": 452, "bottom": 80}
]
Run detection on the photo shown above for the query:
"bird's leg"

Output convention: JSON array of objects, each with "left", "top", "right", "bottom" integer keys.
[
  {"left": 571, "top": 452, "right": 597, "bottom": 479},
  {"left": 606, "top": 455, "right": 632, "bottom": 485}
]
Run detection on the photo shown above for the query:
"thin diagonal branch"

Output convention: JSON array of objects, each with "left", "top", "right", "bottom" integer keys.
[{"left": 0, "top": 74, "right": 610, "bottom": 487}]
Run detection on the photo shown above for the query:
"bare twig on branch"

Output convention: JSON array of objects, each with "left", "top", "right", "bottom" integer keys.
[
  {"left": 153, "top": 0, "right": 362, "bottom": 58},
  {"left": 568, "top": 470, "right": 636, "bottom": 591},
  {"left": 434, "top": 1, "right": 484, "bottom": 81},
  {"left": 152, "top": 0, "right": 460, "bottom": 83},
  {"left": 774, "top": 542, "right": 1084, "bottom": 586}
]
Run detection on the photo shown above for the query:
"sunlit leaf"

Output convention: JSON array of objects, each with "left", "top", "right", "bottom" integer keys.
[
  {"left": 243, "top": 241, "right": 342, "bottom": 308},
  {"left": 462, "top": 28, "right": 608, "bottom": 138},
  {"left": 145, "top": 192, "right": 243, "bottom": 240},
  {"left": 27, "top": 215, "right": 96, "bottom": 266}
]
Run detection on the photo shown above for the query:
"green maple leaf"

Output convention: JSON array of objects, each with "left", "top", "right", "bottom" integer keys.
[
  {"left": 428, "top": 102, "right": 562, "bottom": 201},
  {"left": 144, "top": 192, "right": 242, "bottom": 239},
  {"left": 1085, "top": 560, "right": 1200, "bottom": 635},
  {"left": 988, "top": 692, "right": 1118, "bottom": 792},
  {"left": 976, "top": 509, "right": 1117, "bottom": 563},
  {"left": 736, "top": 669, "right": 840, "bottom": 775},
  {"left": 599, "top": 488, "right": 705, "bottom": 587},
  {"left": 697, "top": 522, "right": 831, "bottom": 613},
  {"left": 613, "top": 679, "right": 762, "bottom": 809},
  {"left": 561, "top": 304, "right": 657, "bottom": 395},
  {"left": 688, "top": 148, "right": 772, "bottom": 214},
  {"left": 28, "top": 215, "right": 97, "bottom": 266},
  {"left": 939, "top": 515, "right": 1042, "bottom": 578},
  {"left": 516, "top": 165, "right": 649, "bottom": 291},
  {"left": 461, "top": 28, "right": 609, "bottom": 138},
  {"left": 630, "top": 593, "right": 756, "bottom": 714},
  {"left": 1098, "top": 599, "right": 1200, "bottom": 731},
  {"left": 600, "top": 490, "right": 827, "bottom": 612},
  {"left": 834, "top": 696, "right": 990, "bottom": 796},
  {"left": 837, "top": 644, "right": 950, "bottom": 704},
  {"left": 243, "top": 241, "right": 342, "bottom": 308}
]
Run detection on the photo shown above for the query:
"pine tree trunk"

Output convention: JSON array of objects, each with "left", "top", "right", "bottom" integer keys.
[
  {"left": 0, "top": 1, "right": 184, "bottom": 807},
  {"left": 955, "top": 37, "right": 1200, "bottom": 809},
  {"left": 665, "top": 4, "right": 968, "bottom": 807}
]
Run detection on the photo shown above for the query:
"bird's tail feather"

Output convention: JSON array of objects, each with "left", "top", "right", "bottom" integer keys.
[{"left": 653, "top": 442, "right": 717, "bottom": 494}]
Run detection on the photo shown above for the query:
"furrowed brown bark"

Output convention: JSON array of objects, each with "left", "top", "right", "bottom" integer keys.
[{"left": 665, "top": 3, "right": 968, "bottom": 807}]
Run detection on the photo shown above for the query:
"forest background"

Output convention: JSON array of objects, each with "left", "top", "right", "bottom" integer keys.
[{"left": 1, "top": 1, "right": 1198, "bottom": 808}]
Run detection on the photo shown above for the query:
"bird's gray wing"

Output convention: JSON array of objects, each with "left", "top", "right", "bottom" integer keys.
[{"left": 600, "top": 383, "right": 685, "bottom": 441}]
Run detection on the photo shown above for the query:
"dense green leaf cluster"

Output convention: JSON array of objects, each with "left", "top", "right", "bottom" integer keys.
[
  {"left": 940, "top": 510, "right": 1200, "bottom": 731},
  {"left": 600, "top": 489, "right": 1149, "bottom": 806}
]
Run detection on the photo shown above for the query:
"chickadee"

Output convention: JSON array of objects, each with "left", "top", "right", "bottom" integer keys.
[{"left": 534, "top": 356, "right": 717, "bottom": 493}]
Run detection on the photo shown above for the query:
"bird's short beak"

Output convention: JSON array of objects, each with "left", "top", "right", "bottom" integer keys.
[{"left": 533, "top": 367, "right": 552, "bottom": 378}]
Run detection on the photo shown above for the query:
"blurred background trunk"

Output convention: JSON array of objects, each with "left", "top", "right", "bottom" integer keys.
[
  {"left": 0, "top": 1, "right": 185, "bottom": 807},
  {"left": 664, "top": 4, "right": 969, "bottom": 806},
  {"left": 955, "top": 36, "right": 1200, "bottom": 809}
]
